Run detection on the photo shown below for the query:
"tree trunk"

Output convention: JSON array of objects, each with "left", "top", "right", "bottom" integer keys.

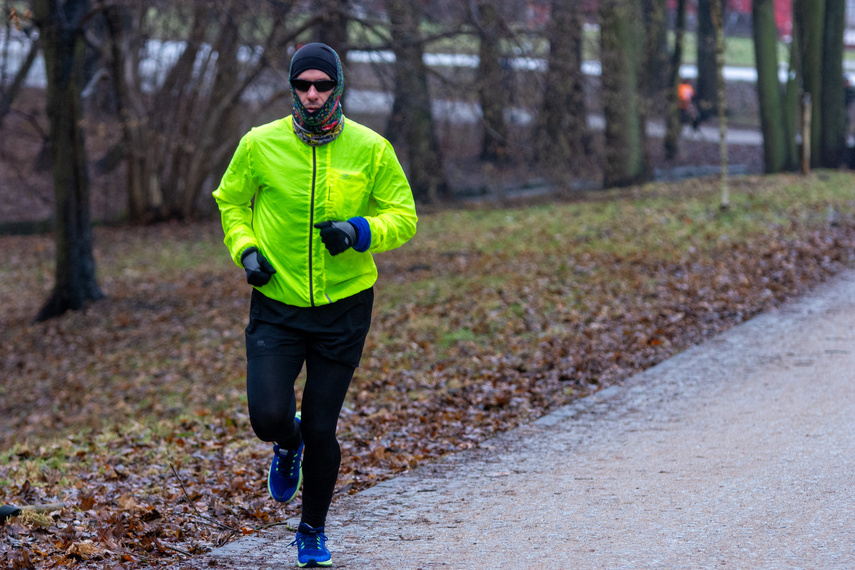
[
  {"left": 642, "top": 0, "right": 669, "bottom": 109},
  {"left": 784, "top": 18, "right": 801, "bottom": 169},
  {"left": 384, "top": 0, "right": 449, "bottom": 203},
  {"left": 695, "top": 0, "right": 718, "bottom": 125},
  {"left": 534, "top": 0, "right": 585, "bottom": 171},
  {"left": 474, "top": 0, "right": 508, "bottom": 162},
  {"left": 801, "top": 93, "right": 812, "bottom": 174},
  {"left": 33, "top": 0, "right": 104, "bottom": 322},
  {"left": 820, "top": 0, "right": 846, "bottom": 168},
  {"left": 752, "top": 0, "right": 789, "bottom": 173},
  {"left": 709, "top": 0, "right": 728, "bottom": 208},
  {"left": 600, "top": 0, "right": 648, "bottom": 188},
  {"left": 316, "top": 0, "right": 349, "bottom": 111},
  {"left": 664, "top": 0, "right": 687, "bottom": 160},
  {"left": 794, "top": 0, "right": 825, "bottom": 168},
  {"left": 317, "top": 0, "right": 349, "bottom": 54},
  {"left": 105, "top": 3, "right": 160, "bottom": 222}
]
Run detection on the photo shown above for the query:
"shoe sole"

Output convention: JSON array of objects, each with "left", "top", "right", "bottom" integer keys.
[{"left": 298, "top": 558, "right": 332, "bottom": 568}]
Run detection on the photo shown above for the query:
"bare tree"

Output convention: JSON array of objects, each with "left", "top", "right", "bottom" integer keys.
[
  {"left": 664, "top": 0, "right": 688, "bottom": 159},
  {"left": 104, "top": 0, "right": 321, "bottom": 223},
  {"left": 316, "top": 0, "right": 349, "bottom": 54},
  {"left": 384, "top": 0, "right": 449, "bottom": 203},
  {"left": 709, "top": 0, "right": 728, "bottom": 208},
  {"left": 32, "top": 0, "right": 104, "bottom": 321},
  {"left": 600, "top": 0, "right": 648, "bottom": 188},
  {"left": 533, "top": 0, "right": 586, "bottom": 172},
  {"left": 794, "top": 0, "right": 825, "bottom": 169},
  {"left": 314, "top": 0, "right": 350, "bottom": 111},
  {"left": 471, "top": 0, "right": 508, "bottom": 162},
  {"left": 695, "top": 0, "right": 718, "bottom": 126},
  {"left": 641, "top": 0, "right": 669, "bottom": 110},
  {"left": 752, "top": 0, "right": 794, "bottom": 173},
  {"left": 820, "top": 0, "right": 846, "bottom": 168},
  {"left": 0, "top": 3, "right": 40, "bottom": 128},
  {"left": 784, "top": 9, "right": 802, "bottom": 168}
]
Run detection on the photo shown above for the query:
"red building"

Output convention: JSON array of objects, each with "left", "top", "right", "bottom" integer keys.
[
  {"left": 728, "top": 0, "right": 792, "bottom": 40},
  {"left": 666, "top": 0, "right": 792, "bottom": 39},
  {"left": 524, "top": 1, "right": 855, "bottom": 46}
]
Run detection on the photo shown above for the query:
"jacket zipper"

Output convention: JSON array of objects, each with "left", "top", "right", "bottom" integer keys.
[{"left": 308, "top": 147, "right": 317, "bottom": 307}]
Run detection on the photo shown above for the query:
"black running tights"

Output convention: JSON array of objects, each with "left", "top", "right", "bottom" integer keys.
[{"left": 247, "top": 349, "right": 354, "bottom": 528}]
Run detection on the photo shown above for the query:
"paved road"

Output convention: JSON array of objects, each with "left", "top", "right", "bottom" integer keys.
[{"left": 200, "top": 269, "right": 855, "bottom": 569}]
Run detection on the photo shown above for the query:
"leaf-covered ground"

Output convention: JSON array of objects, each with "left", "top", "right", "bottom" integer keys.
[{"left": 2, "top": 173, "right": 855, "bottom": 568}]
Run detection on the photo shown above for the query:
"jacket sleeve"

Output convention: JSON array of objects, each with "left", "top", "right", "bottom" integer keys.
[
  {"left": 213, "top": 134, "right": 258, "bottom": 266},
  {"left": 366, "top": 140, "right": 418, "bottom": 253}
]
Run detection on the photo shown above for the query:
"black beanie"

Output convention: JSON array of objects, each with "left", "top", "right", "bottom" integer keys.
[{"left": 289, "top": 43, "right": 340, "bottom": 82}]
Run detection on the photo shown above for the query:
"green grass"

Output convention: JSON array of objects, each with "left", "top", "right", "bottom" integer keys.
[
  {"left": 402, "top": 172, "right": 855, "bottom": 259},
  {"left": 370, "top": 172, "right": 855, "bottom": 346},
  {"left": 670, "top": 32, "right": 789, "bottom": 68}
]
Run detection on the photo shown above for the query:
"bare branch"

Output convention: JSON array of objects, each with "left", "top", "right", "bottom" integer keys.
[{"left": 169, "top": 464, "right": 239, "bottom": 533}]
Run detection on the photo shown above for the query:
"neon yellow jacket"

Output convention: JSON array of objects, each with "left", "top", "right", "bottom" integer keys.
[{"left": 213, "top": 116, "right": 418, "bottom": 307}]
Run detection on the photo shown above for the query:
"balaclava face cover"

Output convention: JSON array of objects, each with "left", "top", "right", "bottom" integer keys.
[{"left": 288, "top": 42, "right": 345, "bottom": 146}]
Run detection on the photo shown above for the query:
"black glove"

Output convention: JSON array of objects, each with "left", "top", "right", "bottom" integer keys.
[
  {"left": 241, "top": 247, "right": 276, "bottom": 286},
  {"left": 314, "top": 220, "right": 357, "bottom": 256}
]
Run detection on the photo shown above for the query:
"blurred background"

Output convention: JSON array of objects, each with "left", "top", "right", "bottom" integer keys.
[{"left": 2, "top": 0, "right": 854, "bottom": 228}]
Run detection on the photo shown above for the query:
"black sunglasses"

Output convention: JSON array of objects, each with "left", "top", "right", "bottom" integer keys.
[{"left": 291, "top": 79, "right": 337, "bottom": 93}]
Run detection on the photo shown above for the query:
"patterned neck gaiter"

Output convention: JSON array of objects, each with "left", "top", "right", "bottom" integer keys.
[{"left": 289, "top": 43, "right": 345, "bottom": 147}]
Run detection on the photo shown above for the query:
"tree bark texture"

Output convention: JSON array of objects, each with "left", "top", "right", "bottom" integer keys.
[
  {"left": 752, "top": 0, "right": 790, "bottom": 173},
  {"left": 784, "top": 18, "right": 802, "bottom": 168},
  {"left": 474, "top": 0, "right": 508, "bottom": 162},
  {"left": 534, "top": 0, "right": 586, "bottom": 170},
  {"left": 820, "top": 0, "right": 846, "bottom": 168},
  {"left": 316, "top": 0, "right": 349, "bottom": 55},
  {"left": 641, "top": 0, "right": 669, "bottom": 109},
  {"left": 600, "top": 0, "right": 648, "bottom": 189},
  {"left": 315, "top": 0, "right": 350, "bottom": 111},
  {"left": 794, "top": 0, "right": 825, "bottom": 168},
  {"left": 801, "top": 93, "right": 812, "bottom": 174},
  {"left": 708, "top": 0, "right": 728, "bottom": 208},
  {"left": 385, "top": 0, "right": 449, "bottom": 203},
  {"left": 664, "top": 0, "right": 687, "bottom": 160},
  {"left": 33, "top": 0, "right": 104, "bottom": 322},
  {"left": 695, "top": 0, "right": 718, "bottom": 124}
]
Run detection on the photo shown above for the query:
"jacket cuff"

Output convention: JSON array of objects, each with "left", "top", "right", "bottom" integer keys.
[
  {"left": 232, "top": 237, "right": 258, "bottom": 266},
  {"left": 240, "top": 246, "right": 258, "bottom": 263},
  {"left": 348, "top": 216, "right": 371, "bottom": 252}
]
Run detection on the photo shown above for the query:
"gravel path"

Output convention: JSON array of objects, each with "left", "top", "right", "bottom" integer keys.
[{"left": 199, "top": 269, "right": 855, "bottom": 569}]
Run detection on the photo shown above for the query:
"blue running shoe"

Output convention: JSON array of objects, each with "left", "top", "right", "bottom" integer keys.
[
  {"left": 290, "top": 523, "right": 331, "bottom": 568},
  {"left": 268, "top": 412, "right": 303, "bottom": 503}
]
